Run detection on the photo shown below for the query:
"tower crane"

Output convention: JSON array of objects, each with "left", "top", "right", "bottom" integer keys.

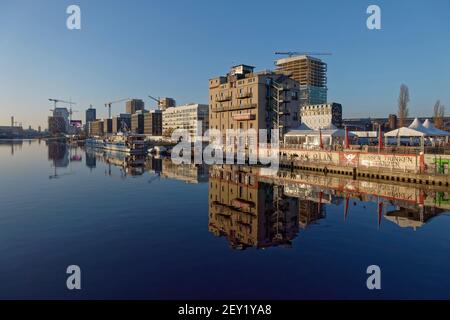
[
  {"left": 274, "top": 51, "right": 332, "bottom": 57},
  {"left": 49, "top": 98, "right": 77, "bottom": 121},
  {"left": 105, "top": 98, "right": 130, "bottom": 119},
  {"left": 148, "top": 95, "right": 161, "bottom": 108}
]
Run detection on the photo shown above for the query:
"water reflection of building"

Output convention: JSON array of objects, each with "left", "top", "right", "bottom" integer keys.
[
  {"left": 161, "top": 158, "right": 208, "bottom": 183},
  {"left": 85, "top": 152, "right": 97, "bottom": 170},
  {"left": 208, "top": 165, "right": 301, "bottom": 250},
  {"left": 0, "top": 140, "right": 23, "bottom": 155},
  {"left": 145, "top": 157, "right": 162, "bottom": 175},
  {"left": 85, "top": 148, "right": 146, "bottom": 177},
  {"left": 47, "top": 141, "right": 69, "bottom": 168},
  {"left": 385, "top": 206, "right": 444, "bottom": 231},
  {"left": 299, "top": 200, "right": 326, "bottom": 229},
  {"left": 209, "top": 165, "right": 449, "bottom": 248}
]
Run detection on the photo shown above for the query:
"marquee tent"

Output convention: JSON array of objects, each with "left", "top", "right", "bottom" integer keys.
[{"left": 423, "top": 119, "right": 450, "bottom": 137}]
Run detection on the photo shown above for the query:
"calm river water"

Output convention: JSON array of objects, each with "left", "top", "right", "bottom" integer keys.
[{"left": 0, "top": 140, "right": 449, "bottom": 299}]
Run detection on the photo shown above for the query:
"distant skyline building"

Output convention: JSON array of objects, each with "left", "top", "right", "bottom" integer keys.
[
  {"left": 86, "top": 106, "right": 96, "bottom": 123},
  {"left": 144, "top": 110, "right": 163, "bottom": 136},
  {"left": 131, "top": 110, "right": 146, "bottom": 134},
  {"left": 275, "top": 55, "right": 327, "bottom": 106},
  {"left": 157, "top": 97, "right": 176, "bottom": 111},
  {"left": 90, "top": 120, "right": 104, "bottom": 136},
  {"left": 51, "top": 107, "right": 70, "bottom": 132},
  {"left": 126, "top": 99, "right": 145, "bottom": 114},
  {"left": 48, "top": 116, "right": 67, "bottom": 135},
  {"left": 388, "top": 114, "right": 398, "bottom": 130},
  {"left": 103, "top": 118, "right": 113, "bottom": 134},
  {"left": 112, "top": 113, "right": 131, "bottom": 133}
]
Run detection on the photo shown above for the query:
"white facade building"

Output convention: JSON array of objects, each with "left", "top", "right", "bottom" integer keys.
[
  {"left": 300, "top": 103, "right": 342, "bottom": 130},
  {"left": 163, "top": 103, "right": 209, "bottom": 141}
]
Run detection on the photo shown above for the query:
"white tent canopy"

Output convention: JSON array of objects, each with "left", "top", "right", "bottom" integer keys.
[
  {"left": 285, "top": 126, "right": 356, "bottom": 147},
  {"left": 408, "top": 118, "right": 430, "bottom": 135},
  {"left": 423, "top": 119, "right": 450, "bottom": 137},
  {"left": 384, "top": 127, "right": 426, "bottom": 137},
  {"left": 386, "top": 118, "right": 449, "bottom": 138}
]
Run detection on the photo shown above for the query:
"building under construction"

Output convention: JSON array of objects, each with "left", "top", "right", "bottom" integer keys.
[{"left": 275, "top": 55, "right": 327, "bottom": 106}]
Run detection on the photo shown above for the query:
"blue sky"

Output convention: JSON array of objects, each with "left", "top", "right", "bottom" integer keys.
[{"left": 1, "top": 0, "right": 449, "bottom": 128}]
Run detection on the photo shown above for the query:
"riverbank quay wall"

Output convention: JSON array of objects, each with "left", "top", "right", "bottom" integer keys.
[{"left": 279, "top": 148, "right": 450, "bottom": 187}]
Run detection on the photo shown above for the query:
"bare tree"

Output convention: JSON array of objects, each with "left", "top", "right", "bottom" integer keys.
[
  {"left": 398, "top": 84, "right": 410, "bottom": 127},
  {"left": 433, "top": 100, "right": 445, "bottom": 129}
]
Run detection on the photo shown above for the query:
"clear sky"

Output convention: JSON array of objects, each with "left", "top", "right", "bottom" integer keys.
[{"left": 1, "top": 0, "right": 449, "bottom": 128}]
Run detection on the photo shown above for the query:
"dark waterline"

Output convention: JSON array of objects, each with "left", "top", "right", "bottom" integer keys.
[{"left": 0, "top": 140, "right": 449, "bottom": 299}]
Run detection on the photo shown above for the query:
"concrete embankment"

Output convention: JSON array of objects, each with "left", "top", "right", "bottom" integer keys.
[{"left": 279, "top": 148, "right": 450, "bottom": 187}]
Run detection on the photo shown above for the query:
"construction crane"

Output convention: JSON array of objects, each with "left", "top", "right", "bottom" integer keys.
[
  {"left": 274, "top": 51, "right": 332, "bottom": 57},
  {"left": 49, "top": 98, "right": 77, "bottom": 120},
  {"left": 68, "top": 108, "right": 78, "bottom": 122},
  {"left": 148, "top": 95, "right": 161, "bottom": 108},
  {"left": 105, "top": 98, "right": 130, "bottom": 119},
  {"left": 49, "top": 98, "right": 76, "bottom": 109}
]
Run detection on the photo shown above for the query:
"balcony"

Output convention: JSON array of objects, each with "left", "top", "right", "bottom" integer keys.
[
  {"left": 237, "top": 92, "right": 253, "bottom": 99},
  {"left": 212, "top": 103, "right": 257, "bottom": 113},
  {"left": 232, "top": 113, "right": 256, "bottom": 121},
  {"left": 215, "top": 95, "right": 232, "bottom": 102}
]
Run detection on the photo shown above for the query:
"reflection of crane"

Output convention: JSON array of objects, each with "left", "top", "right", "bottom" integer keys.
[
  {"left": 49, "top": 163, "right": 74, "bottom": 179},
  {"left": 274, "top": 51, "right": 332, "bottom": 57},
  {"left": 105, "top": 162, "right": 126, "bottom": 180},
  {"left": 105, "top": 98, "right": 130, "bottom": 119},
  {"left": 148, "top": 172, "right": 161, "bottom": 184},
  {"left": 49, "top": 168, "right": 74, "bottom": 179}
]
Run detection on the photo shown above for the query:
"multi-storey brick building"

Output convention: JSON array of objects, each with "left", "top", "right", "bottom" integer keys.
[{"left": 208, "top": 64, "right": 301, "bottom": 143}]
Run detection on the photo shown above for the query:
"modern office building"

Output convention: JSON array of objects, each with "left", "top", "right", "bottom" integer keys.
[
  {"left": 90, "top": 120, "right": 104, "bottom": 136},
  {"left": 131, "top": 110, "right": 146, "bottom": 134},
  {"left": 126, "top": 99, "right": 145, "bottom": 114},
  {"left": 112, "top": 114, "right": 132, "bottom": 133},
  {"left": 103, "top": 119, "right": 113, "bottom": 134},
  {"left": 163, "top": 103, "right": 209, "bottom": 140},
  {"left": 157, "top": 97, "right": 176, "bottom": 111},
  {"left": 144, "top": 110, "right": 163, "bottom": 136},
  {"left": 208, "top": 64, "right": 300, "bottom": 142},
  {"left": 299, "top": 103, "right": 342, "bottom": 130},
  {"left": 85, "top": 106, "right": 96, "bottom": 123},
  {"left": 275, "top": 55, "right": 327, "bottom": 106}
]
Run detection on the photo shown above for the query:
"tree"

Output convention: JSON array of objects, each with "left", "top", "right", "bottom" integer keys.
[
  {"left": 433, "top": 100, "right": 445, "bottom": 129},
  {"left": 397, "top": 84, "right": 410, "bottom": 127}
]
